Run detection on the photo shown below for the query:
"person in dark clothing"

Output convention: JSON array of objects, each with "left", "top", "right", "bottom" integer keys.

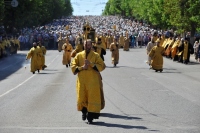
[{"left": 93, "top": 38, "right": 106, "bottom": 61}]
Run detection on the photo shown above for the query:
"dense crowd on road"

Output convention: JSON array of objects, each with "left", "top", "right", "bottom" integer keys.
[{"left": 0, "top": 16, "right": 200, "bottom": 63}]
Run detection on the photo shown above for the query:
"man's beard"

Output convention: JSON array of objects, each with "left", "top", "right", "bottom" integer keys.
[{"left": 86, "top": 48, "right": 91, "bottom": 54}]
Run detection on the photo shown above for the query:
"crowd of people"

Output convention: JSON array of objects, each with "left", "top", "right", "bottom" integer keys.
[{"left": 1, "top": 15, "right": 200, "bottom": 124}]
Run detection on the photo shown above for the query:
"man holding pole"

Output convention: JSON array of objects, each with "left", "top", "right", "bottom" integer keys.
[{"left": 71, "top": 39, "right": 105, "bottom": 124}]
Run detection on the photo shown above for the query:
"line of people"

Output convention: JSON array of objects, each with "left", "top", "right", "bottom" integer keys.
[
  {"left": 0, "top": 36, "right": 20, "bottom": 58},
  {"left": 146, "top": 31, "right": 200, "bottom": 73}
]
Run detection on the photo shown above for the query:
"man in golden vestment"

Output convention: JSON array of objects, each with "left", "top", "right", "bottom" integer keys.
[
  {"left": 106, "top": 33, "right": 112, "bottom": 49},
  {"left": 171, "top": 37, "right": 181, "bottom": 61},
  {"left": 93, "top": 38, "right": 106, "bottom": 61},
  {"left": 71, "top": 39, "right": 105, "bottom": 124},
  {"left": 149, "top": 40, "right": 165, "bottom": 72},
  {"left": 62, "top": 38, "right": 73, "bottom": 67},
  {"left": 119, "top": 33, "right": 124, "bottom": 48},
  {"left": 109, "top": 38, "right": 119, "bottom": 67},
  {"left": 57, "top": 33, "right": 65, "bottom": 52},
  {"left": 37, "top": 41, "right": 47, "bottom": 70},
  {"left": 123, "top": 32, "right": 130, "bottom": 51},
  {"left": 26, "top": 42, "right": 43, "bottom": 74}
]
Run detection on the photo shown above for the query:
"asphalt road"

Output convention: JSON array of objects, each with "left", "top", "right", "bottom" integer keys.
[{"left": 0, "top": 47, "right": 200, "bottom": 133}]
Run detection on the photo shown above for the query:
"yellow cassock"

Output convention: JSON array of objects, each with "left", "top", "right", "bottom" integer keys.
[
  {"left": 39, "top": 46, "right": 46, "bottom": 67},
  {"left": 58, "top": 38, "right": 64, "bottom": 52},
  {"left": 109, "top": 42, "right": 119, "bottom": 65},
  {"left": 123, "top": 37, "right": 129, "bottom": 51},
  {"left": 26, "top": 47, "right": 43, "bottom": 72},
  {"left": 95, "top": 42, "right": 106, "bottom": 54},
  {"left": 106, "top": 36, "right": 112, "bottom": 49},
  {"left": 100, "top": 35, "right": 106, "bottom": 49},
  {"left": 171, "top": 39, "right": 180, "bottom": 59},
  {"left": 183, "top": 41, "right": 189, "bottom": 61},
  {"left": 71, "top": 51, "right": 105, "bottom": 113},
  {"left": 62, "top": 43, "right": 73, "bottom": 65},
  {"left": 165, "top": 39, "right": 174, "bottom": 56},
  {"left": 149, "top": 46, "right": 165, "bottom": 70},
  {"left": 119, "top": 36, "right": 124, "bottom": 47}
]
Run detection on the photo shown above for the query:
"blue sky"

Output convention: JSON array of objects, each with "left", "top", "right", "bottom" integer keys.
[{"left": 71, "top": 0, "right": 108, "bottom": 16}]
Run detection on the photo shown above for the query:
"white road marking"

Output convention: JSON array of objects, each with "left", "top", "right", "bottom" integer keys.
[
  {"left": 0, "top": 75, "right": 35, "bottom": 98},
  {"left": 0, "top": 55, "right": 59, "bottom": 98}
]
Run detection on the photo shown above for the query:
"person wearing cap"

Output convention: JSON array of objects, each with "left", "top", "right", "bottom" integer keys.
[
  {"left": 62, "top": 38, "right": 73, "bottom": 67},
  {"left": 26, "top": 42, "right": 43, "bottom": 74},
  {"left": 148, "top": 39, "right": 165, "bottom": 72},
  {"left": 71, "top": 39, "right": 105, "bottom": 124},
  {"left": 37, "top": 41, "right": 47, "bottom": 70},
  {"left": 109, "top": 37, "right": 119, "bottom": 67}
]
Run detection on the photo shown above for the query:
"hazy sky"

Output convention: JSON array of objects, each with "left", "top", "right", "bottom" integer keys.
[{"left": 71, "top": 0, "right": 108, "bottom": 16}]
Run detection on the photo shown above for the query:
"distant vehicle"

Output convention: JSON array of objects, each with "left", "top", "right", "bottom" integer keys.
[{"left": 86, "top": 10, "right": 89, "bottom": 12}]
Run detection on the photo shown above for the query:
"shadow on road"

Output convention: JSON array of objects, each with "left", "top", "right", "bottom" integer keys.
[
  {"left": 0, "top": 54, "right": 26, "bottom": 81},
  {"left": 100, "top": 113, "right": 142, "bottom": 120},
  {"left": 187, "top": 61, "right": 200, "bottom": 65},
  {"left": 42, "top": 69, "right": 58, "bottom": 71},
  {"left": 92, "top": 113, "right": 159, "bottom": 131},
  {"left": 38, "top": 72, "right": 55, "bottom": 74},
  {"left": 93, "top": 122, "right": 148, "bottom": 129}
]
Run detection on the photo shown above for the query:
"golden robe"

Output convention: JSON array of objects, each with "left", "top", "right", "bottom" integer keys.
[
  {"left": 71, "top": 43, "right": 84, "bottom": 58},
  {"left": 161, "top": 38, "right": 168, "bottom": 48},
  {"left": 106, "top": 36, "right": 112, "bottom": 49},
  {"left": 165, "top": 39, "right": 174, "bottom": 56},
  {"left": 109, "top": 43, "right": 119, "bottom": 65},
  {"left": 100, "top": 35, "right": 106, "bottom": 49},
  {"left": 119, "top": 36, "right": 124, "bottom": 48},
  {"left": 149, "top": 46, "right": 165, "bottom": 70},
  {"left": 38, "top": 46, "right": 46, "bottom": 67},
  {"left": 123, "top": 37, "right": 129, "bottom": 51},
  {"left": 58, "top": 38, "right": 64, "bottom": 52},
  {"left": 26, "top": 47, "right": 43, "bottom": 72},
  {"left": 171, "top": 39, "right": 181, "bottom": 59},
  {"left": 62, "top": 43, "right": 73, "bottom": 65},
  {"left": 71, "top": 51, "right": 105, "bottom": 113},
  {"left": 183, "top": 41, "right": 189, "bottom": 61},
  {"left": 159, "top": 36, "right": 165, "bottom": 47}
]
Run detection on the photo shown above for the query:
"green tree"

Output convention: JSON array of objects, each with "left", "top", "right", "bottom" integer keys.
[
  {"left": 2, "top": 0, "right": 73, "bottom": 34},
  {"left": 164, "top": 0, "right": 200, "bottom": 37},
  {"left": 103, "top": 0, "right": 200, "bottom": 37}
]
